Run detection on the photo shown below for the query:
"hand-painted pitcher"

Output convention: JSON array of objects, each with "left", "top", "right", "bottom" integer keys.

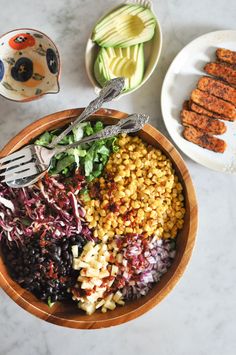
[{"left": 0, "top": 28, "right": 60, "bottom": 102}]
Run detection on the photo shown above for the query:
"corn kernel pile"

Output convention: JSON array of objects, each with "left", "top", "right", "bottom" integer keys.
[{"left": 84, "top": 134, "right": 185, "bottom": 240}]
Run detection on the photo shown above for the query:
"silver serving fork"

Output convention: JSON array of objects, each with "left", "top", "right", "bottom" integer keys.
[
  {"left": 0, "top": 113, "right": 149, "bottom": 188},
  {"left": 0, "top": 77, "right": 125, "bottom": 188}
]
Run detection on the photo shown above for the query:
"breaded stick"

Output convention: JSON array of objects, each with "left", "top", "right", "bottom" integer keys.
[
  {"left": 183, "top": 126, "right": 226, "bottom": 153},
  {"left": 181, "top": 109, "right": 226, "bottom": 135},
  {"left": 191, "top": 89, "right": 236, "bottom": 120},
  {"left": 182, "top": 100, "right": 190, "bottom": 110},
  {"left": 197, "top": 76, "right": 236, "bottom": 105},
  {"left": 216, "top": 48, "right": 236, "bottom": 66},
  {"left": 204, "top": 62, "right": 236, "bottom": 87},
  {"left": 189, "top": 100, "right": 234, "bottom": 121}
]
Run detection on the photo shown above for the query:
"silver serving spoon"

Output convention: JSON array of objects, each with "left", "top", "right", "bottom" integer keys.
[
  {"left": 1, "top": 77, "right": 125, "bottom": 188},
  {"left": 3, "top": 113, "right": 149, "bottom": 188}
]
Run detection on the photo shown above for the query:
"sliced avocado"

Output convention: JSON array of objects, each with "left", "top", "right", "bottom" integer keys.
[
  {"left": 93, "top": 5, "right": 133, "bottom": 34},
  {"left": 94, "top": 44, "right": 144, "bottom": 92},
  {"left": 92, "top": 4, "right": 156, "bottom": 48}
]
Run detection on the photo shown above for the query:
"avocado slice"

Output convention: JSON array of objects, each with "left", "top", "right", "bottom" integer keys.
[
  {"left": 94, "top": 44, "right": 144, "bottom": 92},
  {"left": 92, "top": 4, "right": 156, "bottom": 48}
]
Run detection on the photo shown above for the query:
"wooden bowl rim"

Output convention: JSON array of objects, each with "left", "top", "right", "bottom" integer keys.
[{"left": 0, "top": 108, "right": 198, "bottom": 329}]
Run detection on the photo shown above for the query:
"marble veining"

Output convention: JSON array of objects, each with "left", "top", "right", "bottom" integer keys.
[{"left": 0, "top": 0, "right": 236, "bottom": 354}]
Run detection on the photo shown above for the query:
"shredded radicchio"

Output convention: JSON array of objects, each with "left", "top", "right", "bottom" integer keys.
[
  {"left": 0, "top": 172, "right": 92, "bottom": 246},
  {"left": 112, "top": 235, "right": 176, "bottom": 300}
]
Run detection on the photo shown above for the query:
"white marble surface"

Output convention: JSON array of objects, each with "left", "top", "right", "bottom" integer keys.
[{"left": 0, "top": 0, "right": 236, "bottom": 354}]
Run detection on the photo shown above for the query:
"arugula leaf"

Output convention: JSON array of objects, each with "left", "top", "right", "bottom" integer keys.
[
  {"left": 97, "top": 145, "right": 110, "bottom": 155},
  {"left": 35, "top": 131, "right": 54, "bottom": 146},
  {"left": 34, "top": 120, "right": 119, "bottom": 180},
  {"left": 54, "top": 155, "right": 75, "bottom": 174},
  {"left": 84, "top": 123, "right": 94, "bottom": 136},
  {"left": 94, "top": 121, "right": 103, "bottom": 133},
  {"left": 80, "top": 188, "right": 91, "bottom": 202},
  {"left": 72, "top": 122, "right": 87, "bottom": 141},
  {"left": 47, "top": 297, "right": 55, "bottom": 308},
  {"left": 59, "top": 134, "right": 74, "bottom": 145}
]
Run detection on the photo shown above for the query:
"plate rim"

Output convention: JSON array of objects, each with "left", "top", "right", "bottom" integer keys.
[{"left": 161, "top": 29, "right": 236, "bottom": 174}]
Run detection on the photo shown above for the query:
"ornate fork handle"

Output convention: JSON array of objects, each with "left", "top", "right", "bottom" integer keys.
[
  {"left": 48, "top": 78, "right": 125, "bottom": 148},
  {"left": 54, "top": 113, "right": 149, "bottom": 154}
]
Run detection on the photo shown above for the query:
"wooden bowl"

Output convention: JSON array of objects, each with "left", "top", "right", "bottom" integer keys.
[{"left": 0, "top": 108, "right": 198, "bottom": 329}]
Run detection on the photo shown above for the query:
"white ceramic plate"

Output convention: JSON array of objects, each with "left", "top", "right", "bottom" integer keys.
[
  {"left": 161, "top": 30, "right": 236, "bottom": 174},
  {"left": 85, "top": 0, "right": 162, "bottom": 97}
]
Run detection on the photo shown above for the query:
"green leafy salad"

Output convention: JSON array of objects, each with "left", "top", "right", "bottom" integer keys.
[{"left": 35, "top": 121, "right": 119, "bottom": 181}]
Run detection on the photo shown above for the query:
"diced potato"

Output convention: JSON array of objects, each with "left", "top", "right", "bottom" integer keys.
[
  {"left": 80, "top": 281, "right": 94, "bottom": 290},
  {"left": 90, "top": 260, "right": 103, "bottom": 269},
  {"left": 113, "top": 291, "right": 122, "bottom": 302},
  {"left": 71, "top": 245, "right": 79, "bottom": 258},
  {"left": 83, "top": 249, "right": 96, "bottom": 262},
  {"left": 104, "top": 300, "right": 116, "bottom": 311},
  {"left": 95, "top": 299, "right": 105, "bottom": 309},
  {"left": 111, "top": 265, "right": 118, "bottom": 276},
  {"left": 117, "top": 300, "right": 125, "bottom": 306},
  {"left": 91, "top": 278, "right": 103, "bottom": 287},
  {"left": 83, "top": 241, "right": 95, "bottom": 252},
  {"left": 105, "top": 293, "right": 113, "bottom": 302},
  {"left": 86, "top": 293, "right": 100, "bottom": 303},
  {"left": 74, "top": 260, "right": 90, "bottom": 269},
  {"left": 79, "top": 301, "right": 96, "bottom": 315},
  {"left": 86, "top": 268, "right": 100, "bottom": 277},
  {"left": 72, "top": 261, "right": 81, "bottom": 270},
  {"left": 99, "top": 269, "right": 110, "bottom": 278}
]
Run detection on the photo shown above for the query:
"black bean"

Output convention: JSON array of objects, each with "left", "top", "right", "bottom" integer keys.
[
  {"left": 25, "top": 276, "right": 34, "bottom": 284},
  {"left": 62, "top": 242, "right": 68, "bottom": 251},
  {"left": 17, "top": 277, "right": 25, "bottom": 284},
  {"left": 50, "top": 244, "right": 57, "bottom": 252},
  {"left": 57, "top": 246, "right": 61, "bottom": 256},
  {"left": 2, "top": 232, "right": 86, "bottom": 305},
  {"left": 34, "top": 282, "right": 40, "bottom": 289},
  {"left": 51, "top": 254, "right": 61, "bottom": 263},
  {"left": 7, "top": 253, "right": 15, "bottom": 261},
  {"left": 47, "top": 286, "right": 53, "bottom": 293},
  {"left": 62, "top": 251, "right": 69, "bottom": 260},
  {"left": 37, "top": 257, "right": 44, "bottom": 263},
  {"left": 51, "top": 294, "right": 58, "bottom": 302},
  {"left": 69, "top": 254, "right": 73, "bottom": 264}
]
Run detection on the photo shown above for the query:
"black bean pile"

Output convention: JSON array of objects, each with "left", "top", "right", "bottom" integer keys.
[{"left": 2, "top": 234, "right": 86, "bottom": 304}]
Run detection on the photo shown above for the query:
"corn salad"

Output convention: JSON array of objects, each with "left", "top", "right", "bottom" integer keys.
[{"left": 84, "top": 134, "right": 185, "bottom": 240}]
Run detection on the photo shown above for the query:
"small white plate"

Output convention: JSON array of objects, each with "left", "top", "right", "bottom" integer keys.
[
  {"left": 85, "top": 0, "right": 162, "bottom": 97},
  {"left": 161, "top": 30, "right": 236, "bottom": 174}
]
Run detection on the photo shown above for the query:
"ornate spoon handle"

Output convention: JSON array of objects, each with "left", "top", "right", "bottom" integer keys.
[
  {"left": 54, "top": 113, "right": 149, "bottom": 154},
  {"left": 48, "top": 77, "right": 125, "bottom": 148}
]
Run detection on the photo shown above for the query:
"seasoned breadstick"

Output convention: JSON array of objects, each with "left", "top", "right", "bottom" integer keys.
[
  {"left": 204, "top": 62, "right": 236, "bottom": 87},
  {"left": 216, "top": 48, "right": 236, "bottom": 66},
  {"left": 189, "top": 100, "right": 234, "bottom": 121},
  {"left": 181, "top": 109, "right": 226, "bottom": 135},
  {"left": 197, "top": 76, "right": 236, "bottom": 106},
  {"left": 191, "top": 89, "right": 236, "bottom": 120},
  {"left": 183, "top": 126, "right": 226, "bottom": 153}
]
